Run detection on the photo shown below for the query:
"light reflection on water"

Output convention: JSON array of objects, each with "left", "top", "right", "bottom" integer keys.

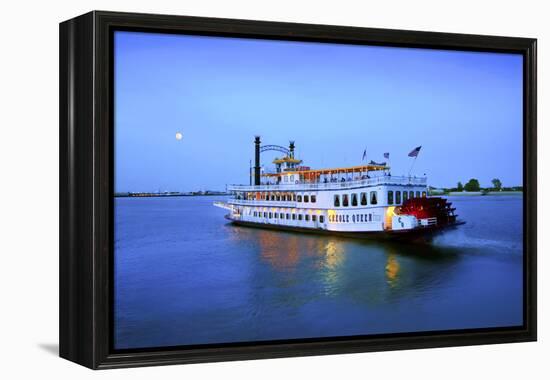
[
  {"left": 385, "top": 253, "right": 400, "bottom": 288},
  {"left": 114, "top": 195, "right": 523, "bottom": 350}
]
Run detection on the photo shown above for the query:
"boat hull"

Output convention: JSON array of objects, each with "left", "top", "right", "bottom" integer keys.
[{"left": 225, "top": 215, "right": 465, "bottom": 243}]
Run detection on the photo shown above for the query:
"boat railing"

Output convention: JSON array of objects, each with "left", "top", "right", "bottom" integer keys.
[
  {"left": 419, "top": 217, "right": 438, "bottom": 227},
  {"left": 228, "top": 199, "right": 297, "bottom": 207},
  {"left": 227, "top": 175, "right": 427, "bottom": 192}
]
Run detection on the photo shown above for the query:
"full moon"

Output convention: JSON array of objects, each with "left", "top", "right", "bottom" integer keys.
[{"left": 175, "top": 132, "right": 183, "bottom": 140}]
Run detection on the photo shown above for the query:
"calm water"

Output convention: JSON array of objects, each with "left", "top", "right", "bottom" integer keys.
[{"left": 114, "top": 195, "right": 523, "bottom": 349}]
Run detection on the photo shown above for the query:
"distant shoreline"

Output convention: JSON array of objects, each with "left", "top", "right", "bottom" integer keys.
[
  {"left": 444, "top": 191, "right": 523, "bottom": 196},
  {"left": 117, "top": 191, "right": 523, "bottom": 198},
  {"left": 115, "top": 192, "right": 229, "bottom": 198}
]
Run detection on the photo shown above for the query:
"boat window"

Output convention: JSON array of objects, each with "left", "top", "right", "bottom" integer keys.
[
  {"left": 304, "top": 195, "right": 309, "bottom": 203},
  {"left": 360, "top": 214, "right": 364, "bottom": 222},
  {"left": 286, "top": 213, "right": 290, "bottom": 219},
  {"left": 263, "top": 212, "right": 267, "bottom": 218},
  {"left": 280, "top": 213, "right": 284, "bottom": 218},
  {"left": 276, "top": 195, "right": 280, "bottom": 201},
  {"left": 360, "top": 192, "right": 368, "bottom": 206},
  {"left": 422, "top": 191, "right": 427, "bottom": 197},
  {"left": 352, "top": 214, "right": 356, "bottom": 223},
  {"left": 311, "top": 195, "right": 317, "bottom": 203},
  {"left": 409, "top": 191, "right": 414, "bottom": 199},
  {"left": 396, "top": 191, "right": 401, "bottom": 204},
  {"left": 351, "top": 193, "right": 358, "bottom": 206},
  {"left": 387, "top": 191, "right": 394, "bottom": 205},
  {"left": 297, "top": 195, "right": 302, "bottom": 202},
  {"left": 416, "top": 191, "right": 420, "bottom": 198},
  {"left": 339, "top": 215, "right": 342, "bottom": 223},
  {"left": 274, "top": 213, "right": 278, "bottom": 218},
  {"left": 305, "top": 215, "right": 310, "bottom": 221},
  {"left": 346, "top": 215, "right": 349, "bottom": 223},
  {"left": 320, "top": 215, "right": 324, "bottom": 223},
  {"left": 334, "top": 195, "right": 341, "bottom": 207},
  {"left": 342, "top": 194, "right": 349, "bottom": 207},
  {"left": 403, "top": 191, "right": 408, "bottom": 202},
  {"left": 269, "top": 212, "right": 272, "bottom": 218},
  {"left": 312, "top": 215, "right": 317, "bottom": 222},
  {"left": 292, "top": 214, "right": 296, "bottom": 220},
  {"left": 298, "top": 214, "right": 303, "bottom": 221},
  {"left": 369, "top": 214, "right": 372, "bottom": 222},
  {"left": 370, "top": 191, "right": 378, "bottom": 205}
]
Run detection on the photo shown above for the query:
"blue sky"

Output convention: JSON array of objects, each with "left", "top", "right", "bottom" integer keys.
[{"left": 114, "top": 31, "right": 523, "bottom": 192}]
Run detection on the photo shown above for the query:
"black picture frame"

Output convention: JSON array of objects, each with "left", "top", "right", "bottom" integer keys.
[{"left": 59, "top": 10, "right": 537, "bottom": 369}]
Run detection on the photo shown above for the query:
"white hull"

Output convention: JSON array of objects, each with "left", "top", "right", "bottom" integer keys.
[{"left": 216, "top": 176, "right": 433, "bottom": 234}]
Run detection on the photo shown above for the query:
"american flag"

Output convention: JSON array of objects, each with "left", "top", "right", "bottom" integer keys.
[
  {"left": 408, "top": 146, "right": 422, "bottom": 157},
  {"left": 384, "top": 152, "right": 390, "bottom": 159}
]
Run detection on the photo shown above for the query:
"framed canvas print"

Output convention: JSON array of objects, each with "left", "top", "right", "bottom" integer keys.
[{"left": 59, "top": 11, "right": 537, "bottom": 369}]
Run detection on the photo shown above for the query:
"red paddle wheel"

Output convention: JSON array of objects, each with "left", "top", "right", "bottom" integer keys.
[{"left": 397, "top": 197, "right": 457, "bottom": 226}]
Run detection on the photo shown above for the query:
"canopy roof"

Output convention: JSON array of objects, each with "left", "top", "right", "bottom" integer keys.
[
  {"left": 272, "top": 157, "right": 302, "bottom": 164},
  {"left": 262, "top": 164, "right": 388, "bottom": 177}
]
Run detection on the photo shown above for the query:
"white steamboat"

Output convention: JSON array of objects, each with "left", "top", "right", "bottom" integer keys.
[{"left": 215, "top": 137, "right": 462, "bottom": 241}]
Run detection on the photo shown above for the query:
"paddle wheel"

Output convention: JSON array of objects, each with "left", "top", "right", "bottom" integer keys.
[{"left": 398, "top": 197, "right": 457, "bottom": 226}]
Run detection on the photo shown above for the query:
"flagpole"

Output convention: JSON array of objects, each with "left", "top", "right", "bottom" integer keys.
[
  {"left": 408, "top": 156, "right": 418, "bottom": 176},
  {"left": 249, "top": 159, "right": 252, "bottom": 186}
]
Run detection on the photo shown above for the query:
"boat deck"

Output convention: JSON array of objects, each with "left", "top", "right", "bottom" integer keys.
[{"left": 228, "top": 175, "right": 427, "bottom": 192}]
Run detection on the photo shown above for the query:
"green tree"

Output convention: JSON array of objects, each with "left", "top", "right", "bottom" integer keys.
[
  {"left": 464, "top": 178, "right": 480, "bottom": 192},
  {"left": 491, "top": 178, "right": 502, "bottom": 191},
  {"left": 457, "top": 181, "right": 464, "bottom": 192}
]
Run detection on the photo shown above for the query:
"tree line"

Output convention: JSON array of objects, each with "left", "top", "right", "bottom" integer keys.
[{"left": 445, "top": 178, "right": 522, "bottom": 193}]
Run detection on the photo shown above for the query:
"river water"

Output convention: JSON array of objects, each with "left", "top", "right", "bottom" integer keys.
[{"left": 114, "top": 195, "right": 523, "bottom": 350}]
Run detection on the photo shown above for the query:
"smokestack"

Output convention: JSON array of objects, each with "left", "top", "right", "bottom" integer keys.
[
  {"left": 289, "top": 141, "right": 295, "bottom": 158},
  {"left": 254, "top": 136, "right": 261, "bottom": 186}
]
